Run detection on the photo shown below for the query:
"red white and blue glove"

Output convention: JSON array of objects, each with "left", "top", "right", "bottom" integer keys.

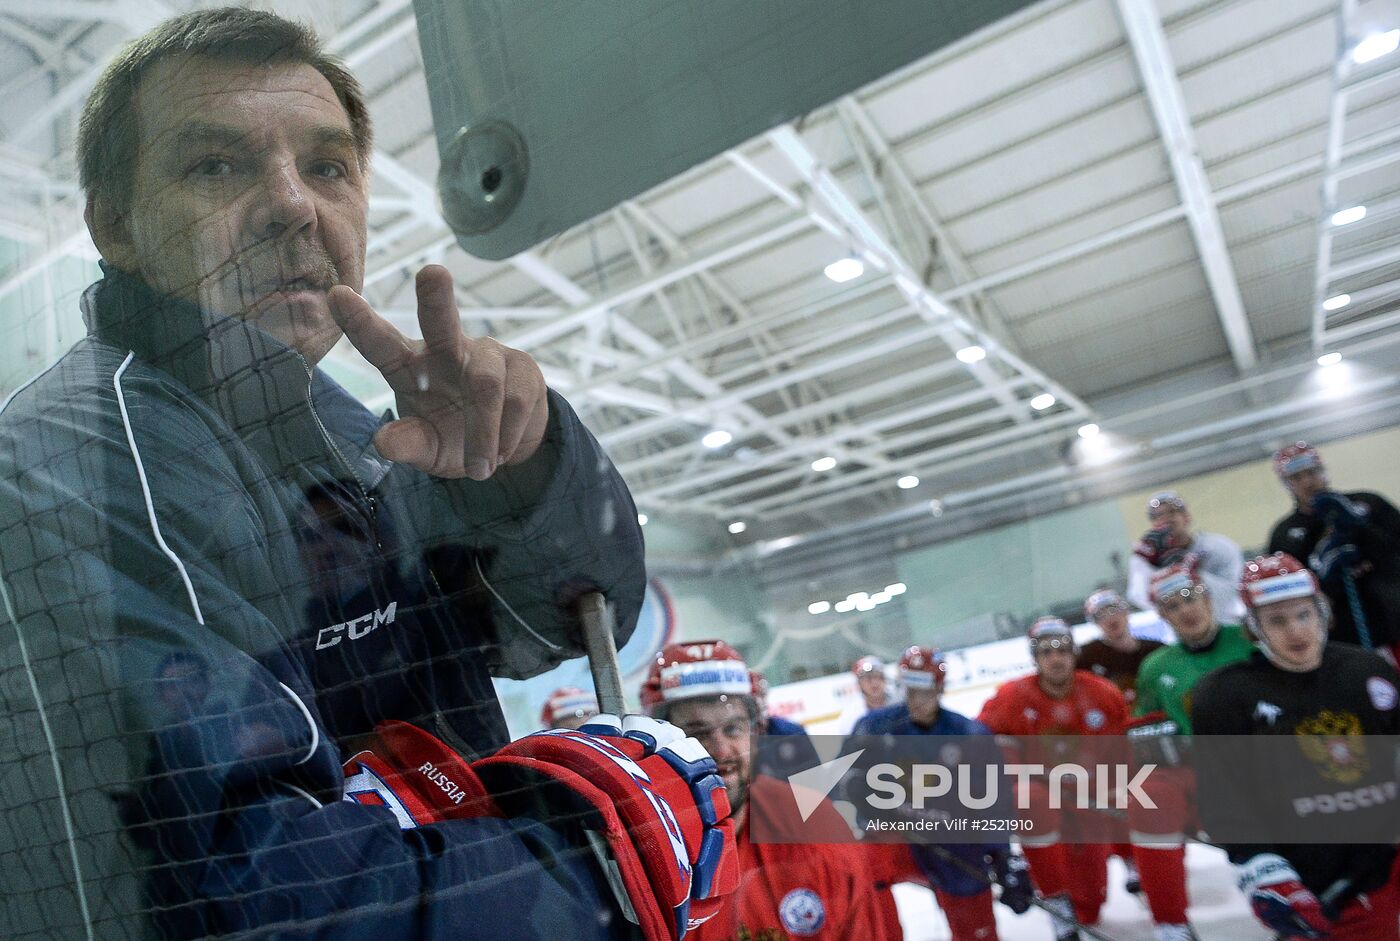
[
  {"left": 342, "top": 716, "right": 738, "bottom": 941},
  {"left": 1134, "top": 525, "right": 1191, "bottom": 568},
  {"left": 1237, "top": 854, "right": 1331, "bottom": 939}
]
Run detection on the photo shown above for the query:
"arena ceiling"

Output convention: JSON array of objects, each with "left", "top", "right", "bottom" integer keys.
[{"left": 2, "top": 0, "right": 1399, "bottom": 571}]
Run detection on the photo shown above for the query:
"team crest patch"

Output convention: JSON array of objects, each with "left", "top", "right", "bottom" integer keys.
[
  {"left": 1085, "top": 709, "right": 1106, "bottom": 730},
  {"left": 779, "top": 888, "right": 826, "bottom": 936},
  {"left": 1297, "top": 710, "right": 1369, "bottom": 784},
  {"left": 1367, "top": 677, "right": 1398, "bottom": 711}
]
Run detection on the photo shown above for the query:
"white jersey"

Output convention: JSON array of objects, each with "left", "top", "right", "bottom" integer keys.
[{"left": 1127, "top": 529, "right": 1246, "bottom": 624}]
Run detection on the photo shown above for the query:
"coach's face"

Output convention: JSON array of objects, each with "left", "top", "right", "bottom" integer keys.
[{"left": 95, "top": 56, "right": 368, "bottom": 363}]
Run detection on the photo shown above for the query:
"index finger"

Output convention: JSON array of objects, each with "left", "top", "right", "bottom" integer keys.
[
  {"left": 415, "top": 265, "right": 464, "bottom": 352},
  {"left": 327, "top": 285, "right": 417, "bottom": 377}
]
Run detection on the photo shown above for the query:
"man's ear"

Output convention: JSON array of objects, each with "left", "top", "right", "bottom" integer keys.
[{"left": 84, "top": 193, "right": 138, "bottom": 270}]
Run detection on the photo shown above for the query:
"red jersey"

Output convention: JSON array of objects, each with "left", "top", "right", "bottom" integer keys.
[
  {"left": 977, "top": 670, "right": 1129, "bottom": 736},
  {"left": 692, "top": 776, "right": 888, "bottom": 941}
]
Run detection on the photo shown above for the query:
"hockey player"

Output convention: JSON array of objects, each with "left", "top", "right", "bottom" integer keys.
[
  {"left": 1126, "top": 563, "right": 1255, "bottom": 941},
  {"left": 1076, "top": 588, "right": 1163, "bottom": 895},
  {"left": 1192, "top": 553, "right": 1400, "bottom": 941},
  {"left": 1077, "top": 589, "right": 1165, "bottom": 709},
  {"left": 1267, "top": 440, "right": 1400, "bottom": 655},
  {"left": 539, "top": 686, "right": 600, "bottom": 730},
  {"left": 1128, "top": 491, "right": 1246, "bottom": 624},
  {"left": 854, "top": 646, "right": 1035, "bottom": 941},
  {"left": 838, "top": 655, "right": 898, "bottom": 734},
  {"left": 979, "top": 618, "right": 1130, "bottom": 941},
  {"left": 644, "top": 640, "right": 889, "bottom": 940}
]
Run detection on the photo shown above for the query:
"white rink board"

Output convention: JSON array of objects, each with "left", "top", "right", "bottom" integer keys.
[{"left": 771, "top": 612, "right": 1174, "bottom": 730}]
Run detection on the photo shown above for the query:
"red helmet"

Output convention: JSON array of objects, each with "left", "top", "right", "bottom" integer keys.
[
  {"left": 1027, "top": 617, "right": 1075, "bottom": 654},
  {"left": 749, "top": 669, "right": 770, "bottom": 702},
  {"left": 1273, "top": 441, "right": 1323, "bottom": 479},
  {"left": 852, "top": 655, "right": 884, "bottom": 676},
  {"left": 898, "top": 645, "right": 946, "bottom": 691},
  {"left": 641, "top": 640, "right": 751, "bottom": 716},
  {"left": 1240, "top": 553, "right": 1321, "bottom": 612},
  {"left": 539, "top": 686, "right": 599, "bottom": 729},
  {"left": 639, "top": 672, "right": 664, "bottom": 715},
  {"left": 1084, "top": 588, "right": 1128, "bottom": 621},
  {"left": 1149, "top": 560, "right": 1204, "bottom": 606}
]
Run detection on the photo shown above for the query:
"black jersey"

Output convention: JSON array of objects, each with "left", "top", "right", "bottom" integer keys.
[
  {"left": 1191, "top": 643, "right": 1400, "bottom": 896},
  {"left": 1268, "top": 491, "right": 1400, "bottom": 648},
  {"left": 1076, "top": 638, "right": 1164, "bottom": 708}
]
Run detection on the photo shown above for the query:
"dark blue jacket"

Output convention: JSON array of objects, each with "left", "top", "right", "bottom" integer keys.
[
  {"left": 850, "top": 704, "right": 1009, "bottom": 895},
  {"left": 0, "top": 269, "right": 644, "bottom": 940},
  {"left": 766, "top": 714, "right": 808, "bottom": 736},
  {"left": 852, "top": 703, "right": 989, "bottom": 738}
]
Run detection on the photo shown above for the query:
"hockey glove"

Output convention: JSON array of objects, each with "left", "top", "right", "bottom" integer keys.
[
  {"left": 342, "top": 719, "right": 502, "bottom": 825},
  {"left": 342, "top": 718, "right": 738, "bottom": 941},
  {"left": 991, "top": 850, "right": 1034, "bottom": 914},
  {"left": 1237, "top": 853, "right": 1330, "bottom": 939},
  {"left": 1310, "top": 535, "right": 1362, "bottom": 589},
  {"left": 1125, "top": 711, "right": 1186, "bottom": 767},
  {"left": 1135, "top": 525, "right": 1191, "bottom": 568},
  {"left": 1311, "top": 491, "right": 1369, "bottom": 536},
  {"left": 473, "top": 714, "right": 739, "bottom": 941}
]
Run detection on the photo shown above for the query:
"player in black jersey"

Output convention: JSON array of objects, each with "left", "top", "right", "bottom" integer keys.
[
  {"left": 1192, "top": 553, "right": 1400, "bottom": 941},
  {"left": 1267, "top": 440, "right": 1400, "bottom": 655}
]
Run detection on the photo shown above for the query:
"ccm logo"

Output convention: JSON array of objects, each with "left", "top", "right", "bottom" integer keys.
[{"left": 317, "top": 602, "right": 398, "bottom": 650}]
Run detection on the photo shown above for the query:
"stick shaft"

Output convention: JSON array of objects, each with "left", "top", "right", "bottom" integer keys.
[{"left": 579, "top": 592, "right": 627, "bottom": 715}]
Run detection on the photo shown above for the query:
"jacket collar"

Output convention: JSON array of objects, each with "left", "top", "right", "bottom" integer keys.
[{"left": 85, "top": 264, "right": 391, "bottom": 488}]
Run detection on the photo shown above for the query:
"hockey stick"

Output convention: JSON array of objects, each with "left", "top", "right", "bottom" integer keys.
[
  {"left": 1341, "top": 568, "right": 1373, "bottom": 650},
  {"left": 579, "top": 591, "right": 627, "bottom": 716},
  {"left": 914, "top": 840, "right": 1130, "bottom": 941}
]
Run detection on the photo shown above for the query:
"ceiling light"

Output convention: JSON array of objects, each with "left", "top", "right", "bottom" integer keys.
[
  {"left": 1331, "top": 205, "right": 1367, "bottom": 226},
  {"left": 886, "top": 583, "right": 907, "bottom": 595},
  {"left": 637, "top": 513, "right": 649, "bottom": 526},
  {"left": 811, "top": 456, "right": 837, "bottom": 472},
  {"left": 1030, "top": 393, "right": 1056, "bottom": 411},
  {"left": 808, "top": 601, "right": 831, "bottom": 615},
  {"left": 955, "top": 345, "right": 987, "bottom": 364},
  {"left": 1323, "top": 294, "right": 1351, "bottom": 312},
  {"left": 855, "top": 598, "right": 877, "bottom": 612},
  {"left": 1353, "top": 28, "right": 1400, "bottom": 64},
  {"left": 1317, "top": 358, "right": 1354, "bottom": 397},
  {"left": 929, "top": 499, "right": 944, "bottom": 517},
  {"left": 896, "top": 475, "right": 920, "bottom": 490},
  {"left": 1317, "top": 351, "right": 1343, "bottom": 367},
  {"left": 834, "top": 599, "right": 856, "bottom": 613},
  {"left": 871, "top": 591, "right": 892, "bottom": 604},
  {"left": 701, "top": 429, "right": 733, "bottom": 449},
  {"left": 727, "top": 521, "right": 747, "bottom": 534},
  {"left": 846, "top": 592, "right": 868, "bottom": 603},
  {"left": 824, "top": 257, "right": 865, "bottom": 283},
  {"left": 1078, "top": 423, "right": 1101, "bottom": 439}
]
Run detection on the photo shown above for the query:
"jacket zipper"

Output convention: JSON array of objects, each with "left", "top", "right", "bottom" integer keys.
[{"left": 299, "top": 363, "right": 383, "bottom": 550}]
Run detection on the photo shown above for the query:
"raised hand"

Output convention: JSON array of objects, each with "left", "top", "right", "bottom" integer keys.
[{"left": 328, "top": 266, "right": 549, "bottom": 480}]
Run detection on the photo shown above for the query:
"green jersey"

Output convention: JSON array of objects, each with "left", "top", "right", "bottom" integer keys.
[{"left": 1133, "top": 624, "right": 1255, "bottom": 733}]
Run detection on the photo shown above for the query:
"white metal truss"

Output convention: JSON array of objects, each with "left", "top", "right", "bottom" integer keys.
[
  {"left": 1311, "top": 0, "right": 1400, "bottom": 351},
  {"left": 1116, "top": 0, "right": 1257, "bottom": 373}
]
